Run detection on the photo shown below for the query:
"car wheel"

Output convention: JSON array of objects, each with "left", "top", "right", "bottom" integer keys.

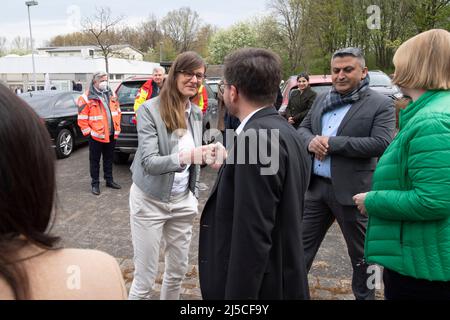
[
  {"left": 113, "top": 152, "right": 130, "bottom": 164},
  {"left": 55, "top": 128, "right": 74, "bottom": 159}
]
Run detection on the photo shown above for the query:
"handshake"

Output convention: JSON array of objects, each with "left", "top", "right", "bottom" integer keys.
[{"left": 179, "top": 142, "right": 228, "bottom": 169}]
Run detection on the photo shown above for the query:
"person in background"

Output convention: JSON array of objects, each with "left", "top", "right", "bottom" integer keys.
[
  {"left": 128, "top": 51, "right": 225, "bottom": 300},
  {"left": 354, "top": 29, "right": 450, "bottom": 300},
  {"left": 286, "top": 72, "right": 317, "bottom": 128},
  {"left": 0, "top": 83, "right": 127, "bottom": 300},
  {"left": 133, "top": 66, "right": 165, "bottom": 112},
  {"left": 298, "top": 47, "right": 396, "bottom": 300},
  {"left": 191, "top": 76, "right": 208, "bottom": 114},
  {"left": 78, "top": 71, "right": 122, "bottom": 196}
]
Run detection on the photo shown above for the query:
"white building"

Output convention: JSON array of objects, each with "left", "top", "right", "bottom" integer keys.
[
  {"left": 0, "top": 54, "right": 159, "bottom": 92},
  {"left": 37, "top": 45, "right": 144, "bottom": 61}
]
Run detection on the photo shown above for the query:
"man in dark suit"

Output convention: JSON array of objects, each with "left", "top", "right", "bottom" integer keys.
[
  {"left": 199, "top": 48, "right": 311, "bottom": 300},
  {"left": 297, "top": 47, "right": 396, "bottom": 300}
]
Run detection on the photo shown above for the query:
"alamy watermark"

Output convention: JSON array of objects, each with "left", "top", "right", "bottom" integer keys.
[
  {"left": 66, "top": 265, "right": 81, "bottom": 290},
  {"left": 367, "top": 5, "right": 381, "bottom": 30}
]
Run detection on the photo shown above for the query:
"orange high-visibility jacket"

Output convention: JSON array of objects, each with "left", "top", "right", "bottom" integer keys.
[
  {"left": 133, "top": 79, "right": 160, "bottom": 112},
  {"left": 191, "top": 84, "right": 208, "bottom": 114},
  {"left": 77, "top": 90, "right": 121, "bottom": 143}
]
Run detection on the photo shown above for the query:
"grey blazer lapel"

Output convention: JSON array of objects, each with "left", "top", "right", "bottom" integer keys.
[{"left": 337, "top": 91, "right": 370, "bottom": 135}]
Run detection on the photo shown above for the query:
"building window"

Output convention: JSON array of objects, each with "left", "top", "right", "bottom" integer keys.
[{"left": 89, "top": 50, "right": 94, "bottom": 57}]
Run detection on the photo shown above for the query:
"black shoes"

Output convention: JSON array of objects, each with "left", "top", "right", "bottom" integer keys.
[
  {"left": 106, "top": 181, "right": 122, "bottom": 189},
  {"left": 92, "top": 185, "right": 101, "bottom": 195},
  {"left": 92, "top": 181, "right": 121, "bottom": 195}
]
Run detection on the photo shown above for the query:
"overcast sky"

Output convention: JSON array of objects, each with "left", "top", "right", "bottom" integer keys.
[{"left": 1, "top": 0, "right": 270, "bottom": 48}]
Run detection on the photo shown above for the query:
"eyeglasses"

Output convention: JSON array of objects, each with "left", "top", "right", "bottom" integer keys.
[
  {"left": 178, "top": 70, "right": 205, "bottom": 81},
  {"left": 218, "top": 82, "right": 233, "bottom": 94}
]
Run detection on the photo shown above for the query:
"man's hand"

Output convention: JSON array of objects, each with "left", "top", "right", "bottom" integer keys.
[
  {"left": 308, "top": 135, "right": 329, "bottom": 161},
  {"left": 205, "top": 142, "right": 227, "bottom": 170},
  {"left": 353, "top": 193, "right": 368, "bottom": 216},
  {"left": 179, "top": 143, "right": 227, "bottom": 168},
  {"left": 288, "top": 117, "right": 295, "bottom": 125}
]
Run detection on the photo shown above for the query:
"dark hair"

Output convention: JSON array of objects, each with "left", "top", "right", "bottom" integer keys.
[
  {"left": 0, "top": 84, "right": 59, "bottom": 299},
  {"left": 159, "top": 51, "right": 206, "bottom": 132},
  {"left": 297, "top": 72, "right": 310, "bottom": 82},
  {"left": 224, "top": 48, "right": 282, "bottom": 106},
  {"left": 332, "top": 47, "right": 366, "bottom": 68}
]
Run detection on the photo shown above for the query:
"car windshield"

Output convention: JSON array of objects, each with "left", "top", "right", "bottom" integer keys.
[
  {"left": 369, "top": 73, "right": 393, "bottom": 87},
  {"left": 117, "top": 81, "right": 146, "bottom": 105},
  {"left": 208, "top": 83, "right": 219, "bottom": 95}
]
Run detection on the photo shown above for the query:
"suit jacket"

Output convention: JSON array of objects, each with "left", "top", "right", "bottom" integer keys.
[
  {"left": 297, "top": 88, "right": 396, "bottom": 206},
  {"left": 199, "top": 107, "right": 311, "bottom": 300}
]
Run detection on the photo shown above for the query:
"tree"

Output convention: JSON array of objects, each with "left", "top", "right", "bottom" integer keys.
[
  {"left": 82, "top": 7, "right": 124, "bottom": 75},
  {"left": 193, "top": 24, "right": 218, "bottom": 60},
  {"left": 161, "top": 7, "right": 201, "bottom": 53},
  {"left": 412, "top": 0, "right": 450, "bottom": 32},
  {"left": 208, "top": 22, "right": 258, "bottom": 64},
  {"left": 10, "top": 36, "right": 32, "bottom": 55},
  {"left": 366, "top": 0, "right": 416, "bottom": 71},
  {"left": 0, "top": 37, "right": 7, "bottom": 56},
  {"left": 268, "top": 0, "right": 310, "bottom": 74}
]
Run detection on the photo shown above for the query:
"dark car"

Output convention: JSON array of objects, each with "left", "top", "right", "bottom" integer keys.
[
  {"left": 201, "top": 83, "right": 219, "bottom": 143},
  {"left": 114, "top": 76, "right": 219, "bottom": 164},
  {"left": 114, "top": 76, "right": 151, "bottom": 164},
  {"left": 18, "top": 90, "right": 88, "bottom": 159}
]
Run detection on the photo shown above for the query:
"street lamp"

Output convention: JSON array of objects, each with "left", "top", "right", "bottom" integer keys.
[
  {"left": 159, "top": 41, "right": 163, "bottom": 63},
  {"left": 25, "top": 1, "right": 38, "bottom": 91}
]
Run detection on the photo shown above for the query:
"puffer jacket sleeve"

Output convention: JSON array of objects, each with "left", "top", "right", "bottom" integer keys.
[{"left": 366, "top": 115, "right": 450, "bottom": 221}]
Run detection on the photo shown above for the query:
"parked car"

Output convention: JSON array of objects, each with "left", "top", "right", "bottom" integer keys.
[
  {"left": 201, "top": 82, "right": 219, "bottom": 143},
  {"left": 368, "top": 70, "right": 403, "bottom": 100},
  {"left": 114, "top": 76, "right": 219, "bottom": 164},
  {"left": 205, "top": 77, "right": 222, "bottom": 96},
  {"left": 279, "top": 74, "right": 333, "bottom": 115},
  {"left": 114, "top": 76, "right": 150, "bottom": 164},
  {"left": 18, "top": 90, "right": 88, "bottom": 159},
  {"left": 279, "top": 71, "right": 402, "bottom": 115}
]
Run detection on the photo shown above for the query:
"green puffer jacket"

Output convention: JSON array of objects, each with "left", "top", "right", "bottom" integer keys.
[{"left": 365, "top": 90, "right": 450, "bottom": 281}]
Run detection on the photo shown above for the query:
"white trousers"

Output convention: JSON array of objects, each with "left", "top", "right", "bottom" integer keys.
[{"left": 128, "top": 183, "right": 198, "bottom": 300}]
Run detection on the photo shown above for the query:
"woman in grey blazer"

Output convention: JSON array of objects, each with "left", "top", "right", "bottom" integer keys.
[{"left": 128, "top": 51, "right": 218, "bottom": 300}]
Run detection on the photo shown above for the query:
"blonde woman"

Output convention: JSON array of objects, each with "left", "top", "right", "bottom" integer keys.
[{"left": 354, "top": 29, "right": 450, "bottom": 300}]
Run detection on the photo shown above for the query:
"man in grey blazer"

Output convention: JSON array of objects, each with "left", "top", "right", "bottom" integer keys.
[{"left": 297, "top": 47, "right": 396, "bottom": 300}]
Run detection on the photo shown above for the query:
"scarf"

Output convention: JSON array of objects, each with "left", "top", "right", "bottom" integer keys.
[{"left": 322, "top": 74, "right": 370, "bottom": 114}]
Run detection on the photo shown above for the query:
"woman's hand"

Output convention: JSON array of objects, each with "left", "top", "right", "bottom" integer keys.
[
  {"left": 288, "top": 117, "right": 295, "bottom": 124},
  {"left": 353, "top": 193, "right": 368, "bottom": 216},
  {"left": 179, "top": 143, "right": 227, "bottom": 167}
]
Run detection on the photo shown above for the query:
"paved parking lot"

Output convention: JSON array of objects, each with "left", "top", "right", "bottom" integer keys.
[{"left": 54, "top": 144, "right": 382, "bottom": 300}]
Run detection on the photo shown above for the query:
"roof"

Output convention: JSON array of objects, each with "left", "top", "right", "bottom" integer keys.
[
  {"left": 0, "top": 55, "right": 159, "bottom": 75},
  {"left": 37, "top": 45, "right": 144, "bottom": 55}
]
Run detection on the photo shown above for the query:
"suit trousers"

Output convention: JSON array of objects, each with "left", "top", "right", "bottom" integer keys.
[
  {"left": 128, "top": 183, "right": 198, "bottom": 300},
  {"left": 89, "top": 136, "right": 115, "bottom": 186},
  {"left": 302, "top": 175, "right": 375, "bottom": 300}
]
